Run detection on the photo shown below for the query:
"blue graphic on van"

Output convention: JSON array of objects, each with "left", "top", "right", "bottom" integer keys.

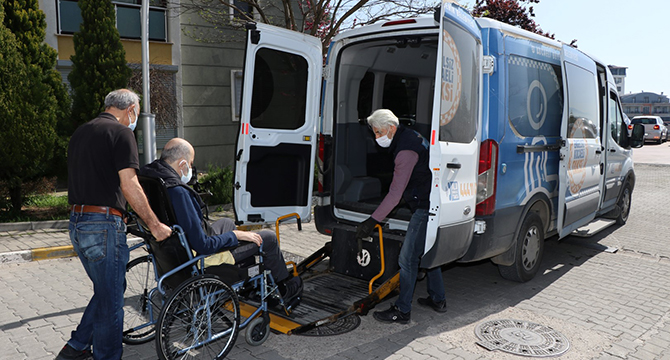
[{"left": 448, "top": 181, "right": 460, "bottom": 201}]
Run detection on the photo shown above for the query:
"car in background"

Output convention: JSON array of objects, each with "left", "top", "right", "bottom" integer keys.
[{"left": 630, "top": 116, "right": 667, "bottom": 144}]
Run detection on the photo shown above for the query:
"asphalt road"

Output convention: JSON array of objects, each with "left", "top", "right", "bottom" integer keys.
[{"left": 2, "top": 153, "right": 670, "bottom": 359}]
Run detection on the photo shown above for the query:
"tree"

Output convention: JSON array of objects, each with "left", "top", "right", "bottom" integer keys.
[
  {"left": 0, "top": 0, "right": 63, "bottom": 213},
  {"left": 472, "top": 0, "right": 553, "bottom": 39},
  {"left": 173, "top": 0, "right": 439, "bottom": 54},
  {"left": 68, "top": 0, "right": 132, "bottom": 129}
]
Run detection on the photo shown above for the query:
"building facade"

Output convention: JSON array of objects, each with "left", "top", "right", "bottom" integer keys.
[
  {"left": 38, "top": 0, "right": 255, "bottom": 169},
  {"left": 608, "top": 65, "right": 627, "bottom": 94},
  {"left": 621, "top": 92, "right": 670, "bottom": 123}
]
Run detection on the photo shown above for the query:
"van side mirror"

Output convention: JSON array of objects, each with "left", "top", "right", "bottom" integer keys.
[{"left": 630, "top": 123, "right": 645, "bottom": 148}]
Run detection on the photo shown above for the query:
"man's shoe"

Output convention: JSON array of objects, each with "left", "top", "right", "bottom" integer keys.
[
  {"left": 373, "top": 304, "right": 410, "bottom": 324},
  {"left": 280, "top": 276, "right": 303, "bottom": 304},
  {"left": 55, "top": 344, "right": 92, "bottom": 360},
  {"left": 417, "top": 296, "right": 447, "bottom": 313}
]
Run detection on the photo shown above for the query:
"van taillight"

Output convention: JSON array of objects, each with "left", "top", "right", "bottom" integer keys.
[
  {"left": 654, "top": 125, "right": 660, "bottom": 130},
  {"left": 628, "top": 125, "right": 633, "bottom": 130},
  {"left": 318, "top": 134, "right": 325, "bottom": 193},
  {"left": 476, "top": 139, "right": 498, "bottom": 216}
]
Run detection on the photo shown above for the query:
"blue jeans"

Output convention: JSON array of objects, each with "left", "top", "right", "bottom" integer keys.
[
  {"left": 395, "top": 209, "right": 446, "bottom": 314},
  {"left": 67, "top": 210, "right": 129, "bottom": 360}
]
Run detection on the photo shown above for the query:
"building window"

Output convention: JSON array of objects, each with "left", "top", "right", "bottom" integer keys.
[
  {"left": 231, "top": 69, "right": 243, "bottom": 122},
  {"left": 58, "top": 0, "right": 167, "bottom": 42},
  {"left": 230, "top": 0, "right": 253, "bottom": 20}
]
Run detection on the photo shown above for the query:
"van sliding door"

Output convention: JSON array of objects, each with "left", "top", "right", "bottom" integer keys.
[{"left": 557, "top": 45, "right": 604, "bottom": 237}]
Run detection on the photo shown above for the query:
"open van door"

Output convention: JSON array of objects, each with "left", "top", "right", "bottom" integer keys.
[
  {"left": 422, "top": 2, "right": 482, "bottom": 267},
  {"left": 233, "top": 23, "right": 322, "bottom": 225},
  {"left": 557, "top": 45, "right": 604, "bottom": 237}
]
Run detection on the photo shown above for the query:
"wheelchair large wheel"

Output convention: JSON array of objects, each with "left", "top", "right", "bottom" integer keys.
[
  {"left": 124, "top": 255, "right": 159, "bottom": 344},
  {"left": 156, "top": 274, "right": 240, "bottom": 360}
]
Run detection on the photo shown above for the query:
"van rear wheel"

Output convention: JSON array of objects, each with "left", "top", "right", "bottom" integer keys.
[{"left": 498, "top": 212, "right": 544, "bottom": 283}]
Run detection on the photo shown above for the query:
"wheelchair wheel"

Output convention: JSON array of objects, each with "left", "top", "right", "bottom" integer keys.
[
  {"left": 156, "top": 274, "right": 240, "bottom": 360},
  {"left": 124, "top": 255, "right": 158, "bottom": 344},
  {"left": 245, "top": 316, "right": 270, "bottom": 346}
]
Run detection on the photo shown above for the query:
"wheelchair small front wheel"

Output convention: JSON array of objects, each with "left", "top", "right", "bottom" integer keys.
[
  {"left": 156, "top": 274, "right": 240, "bottom": 360},
  {"left": 123, "top": 255, "right": 158, "bottom": 345},
  {"left": 245, "top": 316, "right": 270, "bottom": 346}
]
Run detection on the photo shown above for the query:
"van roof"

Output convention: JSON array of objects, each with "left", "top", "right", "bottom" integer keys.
[{"left": 332, "top": 16, "right": 437, "bottom": 43}]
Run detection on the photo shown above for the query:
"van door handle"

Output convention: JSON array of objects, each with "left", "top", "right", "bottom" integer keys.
[
  {"left": 447, "top": 162, "right": 461, "bottom": 169},
  {"left": 595, "top": 150, "right": 602, "bottom": 155},
  {"left": 609, "top": 149, "right": 616, "bottom": 153}
]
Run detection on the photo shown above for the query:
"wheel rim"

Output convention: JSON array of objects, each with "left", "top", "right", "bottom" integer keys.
[{"left": 521, "top": 226, "right": 540, "bottom": 271}]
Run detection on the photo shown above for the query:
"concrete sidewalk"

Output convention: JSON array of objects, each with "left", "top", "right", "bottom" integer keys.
[{"left": 0, "top": 210, "right": 327, "bottom": 265}]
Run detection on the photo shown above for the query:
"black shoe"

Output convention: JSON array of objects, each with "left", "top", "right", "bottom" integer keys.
[
  {"left": 373, "top": 304, "right": 410, "bottom": 324},
  {"left": 55, "top": 344, "right": 92, "bottom": 360},
  {"left": 280, "top": 276, "right": 303, "bottom": 304},
  {"left": 417, "top": 296, "right": 447, "bottom": 313}
]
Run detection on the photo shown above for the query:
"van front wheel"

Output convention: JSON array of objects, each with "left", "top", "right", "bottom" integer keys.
[{"left": 498, "top": 212, "right": 544, "bottom": 283}]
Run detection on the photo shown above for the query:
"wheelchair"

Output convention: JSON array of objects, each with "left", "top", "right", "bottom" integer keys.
[{"left": 122, "top": 175, "right": 300, "bottom": 359}]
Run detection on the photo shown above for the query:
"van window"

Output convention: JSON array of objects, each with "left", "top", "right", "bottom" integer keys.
[
  {"left": 507, "top": 56, "right": 563, "bottom": 138},
  {"left": 438, "top": 19, "right": 478, "bottom": 143},
  {"left": 608, "top": 93, "right": 628, "bottom": 147},
  {"left": 565, "top": 63, "right": 598, "bottom": 139},
  {"left": 382, "top": 74, "right": 419, "bottom": 123},
  {"left": 357, "top": 72, "right": 375, "bottom": 119},
  {"left": 250, "top": 48, "right": 308, "bottom": 130}
]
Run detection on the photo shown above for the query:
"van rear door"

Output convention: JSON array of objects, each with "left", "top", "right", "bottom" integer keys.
[
  {"left": 557, "top": 45, "right": 604, "bottom": 237},
  {"left": 233, "top": 23, "right": 322, "bottom": 225},
  {"left": 422, "top": 2, "right": 482, "bottom": 267}
]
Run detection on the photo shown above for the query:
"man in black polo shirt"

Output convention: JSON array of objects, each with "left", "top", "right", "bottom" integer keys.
[{"left": 57, "top": 89, "right": 171, "bottom": 360}]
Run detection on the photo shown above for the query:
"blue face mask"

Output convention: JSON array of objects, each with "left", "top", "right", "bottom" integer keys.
[{"left": 128, "top": 107, "right": 138, "bottom": 132}]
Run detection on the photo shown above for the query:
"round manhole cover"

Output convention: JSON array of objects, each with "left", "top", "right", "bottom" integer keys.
[
  {"left": 475, "top": 319, "right": 569, "bottom": 357},
  {"left": 298, "top": 314, "right": 361, "bottom": 337}
]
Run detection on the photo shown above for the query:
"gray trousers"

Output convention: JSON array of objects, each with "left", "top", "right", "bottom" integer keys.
[{"left": 209, "top": 218, "right": 289, "bottom": 283}]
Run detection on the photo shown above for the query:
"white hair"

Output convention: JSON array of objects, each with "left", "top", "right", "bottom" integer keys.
[
  {"left": 104, "top": 89, "right": 140, "bottom": 110},
  {"left": 367, "top": 109, "right": 399, "bottom": 130}
]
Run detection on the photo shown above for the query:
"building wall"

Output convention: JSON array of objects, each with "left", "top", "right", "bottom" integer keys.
[{"left": 621, "top": 92, "right": 670, "bottom": 122}]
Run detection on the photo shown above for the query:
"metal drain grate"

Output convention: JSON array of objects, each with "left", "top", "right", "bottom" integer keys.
[
  {"left": 475, "top": 319, "right": 569, "bottom": 357},
  {"left": 298, "top": 314, "right": 361, "bottom": 337}
]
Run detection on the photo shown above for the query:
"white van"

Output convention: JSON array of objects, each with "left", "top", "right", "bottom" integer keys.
[{"left": 232, "top": 3, "right": 644, "bottom": 284}]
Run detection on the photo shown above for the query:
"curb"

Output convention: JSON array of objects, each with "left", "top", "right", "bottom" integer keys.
[
  {"left": 0, "top": 237, "right": 144, "bottom": 265},
  {"left": 0, "top": 220, "right": 68, "bottom": 232}
]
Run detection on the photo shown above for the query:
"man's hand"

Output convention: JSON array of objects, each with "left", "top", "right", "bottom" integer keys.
[
  {"left": 150, "top": 223, "right": 172, "bottom": 242},
  {"left": 233, "top": 230, "right": 263, "bottom": 247},
  {"left": 356, "top": 217, "right": 378, "bottom": 240}
]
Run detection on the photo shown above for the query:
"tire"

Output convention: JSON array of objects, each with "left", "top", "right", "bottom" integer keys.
[
  {"left": 615, "top": 183, "right": 632, "bottom": 225},
  {"left": 123, "top": 255, "right": 158, "bottom": 345},
  {"left": 498, "top": 212, "right": 545, "bottom": 283},
  {"left": 156, "top": 274, "right": 240, "bottom": 360},
  {"left": 245, "top": 316, "right": 270, "bottom": 346}
]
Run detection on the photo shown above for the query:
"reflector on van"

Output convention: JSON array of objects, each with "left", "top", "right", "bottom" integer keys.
[{"left": 382, "top": 19, "right": 417, "bottom": 27}]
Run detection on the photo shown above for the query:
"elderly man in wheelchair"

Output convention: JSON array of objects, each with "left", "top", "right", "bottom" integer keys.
[{"left": 124, "top": 138, "right": 303, "bottom": 359}]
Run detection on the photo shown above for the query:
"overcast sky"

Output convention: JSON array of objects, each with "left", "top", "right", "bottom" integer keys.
[{"left": 454, "top": 0, "right": 668, "bottom": 95}]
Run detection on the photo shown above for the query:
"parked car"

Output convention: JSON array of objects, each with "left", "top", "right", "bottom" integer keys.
[{"left": 630, "top": 116, "right": 667, "bottom": 143}]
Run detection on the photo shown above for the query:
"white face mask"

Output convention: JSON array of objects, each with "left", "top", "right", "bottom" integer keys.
[
  {"left": 179, "top": 160, "right": 193, "bottom": 184},
  {"left": 128, "top": 107, "right": 138, "bottom": 132},
  {"left": 376, "top": 134, "right": 393, "bottom": 148}
]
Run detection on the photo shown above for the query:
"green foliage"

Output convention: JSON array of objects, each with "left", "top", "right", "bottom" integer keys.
[
  {"left": 23, "top": 194, "right": 69, "bottom": 209},
  {"left": 68, "top": 0, "right": 132, "bottom": 129},
  {"left": 198, "top": 165, "right": 234, "bottom": 205},
  {"left": 0, "top": 0, "right": 63, "bottom": 212}
]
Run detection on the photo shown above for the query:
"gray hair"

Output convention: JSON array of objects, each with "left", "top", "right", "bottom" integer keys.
[
  {"left": 104, "top": 89, "right": 140, "bottom": 110},
  {"left": 161, "top": 139, "right": 192, "bottom": 164},
  {"left": 367, "top": 109, "right": 399, "bottom": 130}
]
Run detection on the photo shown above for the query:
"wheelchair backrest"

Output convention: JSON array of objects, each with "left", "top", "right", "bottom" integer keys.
[{"left": 137, "top": 175, "right": 193, "bottom": 288}]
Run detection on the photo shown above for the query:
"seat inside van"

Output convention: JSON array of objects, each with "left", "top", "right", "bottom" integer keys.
[{"left": 332, "top": 35, "right": 437, "bottom": 221}]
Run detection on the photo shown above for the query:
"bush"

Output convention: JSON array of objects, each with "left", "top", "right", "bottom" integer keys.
[{"left": 198, "top": 165, "right": 234, "bottom": 206}]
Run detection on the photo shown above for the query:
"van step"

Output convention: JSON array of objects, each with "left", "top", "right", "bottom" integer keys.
[{"left": 570, "top": 219, "right": 616, "bottom": 237}]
